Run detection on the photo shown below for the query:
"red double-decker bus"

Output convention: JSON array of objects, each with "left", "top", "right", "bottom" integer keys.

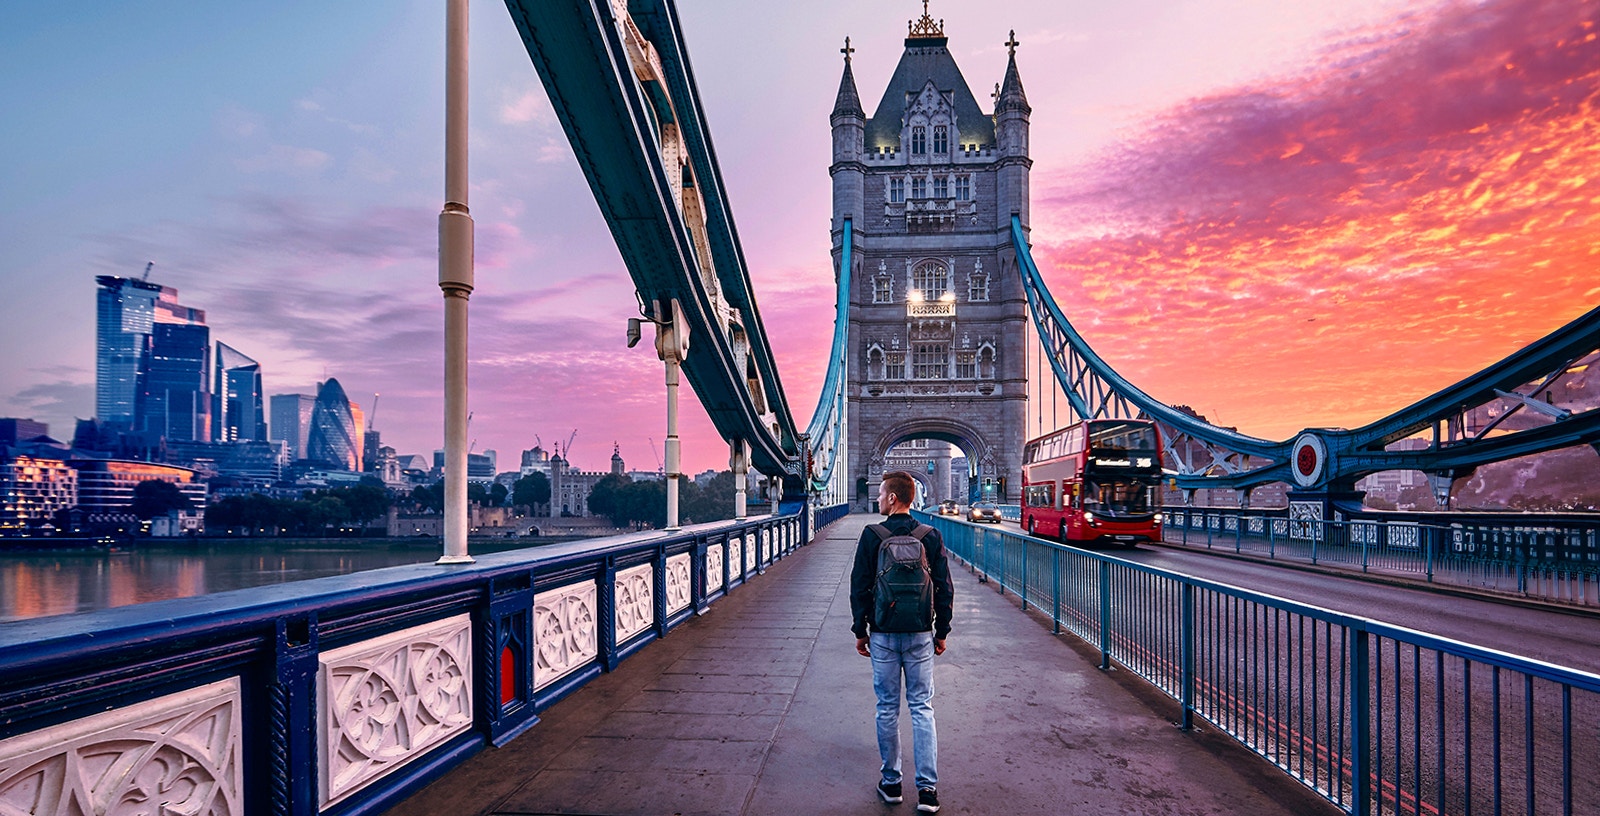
[{"left": 1021, "top": 419, "right": 1164, "bottom": 547}]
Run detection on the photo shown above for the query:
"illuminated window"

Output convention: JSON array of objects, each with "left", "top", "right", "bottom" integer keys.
[
  {"left": 955, "top": 352, "right": 976, "bottom": 379},
  {"left": 913, "top": 344, "right": 948, "bottom": 379},
  {"left": 911, "top": 260, "right": 948, "bottom": 300},
  {"left": 886, "top": 353, "right": 905, "bottom": 379},
  {"left": 911, "top": 126, "right": 927, "bottom": 154},
  {"left": 933, "top": 125, "right": 948, "bottom": 155}
]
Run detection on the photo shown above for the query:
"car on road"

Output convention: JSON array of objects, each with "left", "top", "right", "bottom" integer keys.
[
  {"left": 968, "top": 501, "right": 1003, "bottom": 523},
  {"left": 937, "top": 499, "right": 961, "bottom": 516}
]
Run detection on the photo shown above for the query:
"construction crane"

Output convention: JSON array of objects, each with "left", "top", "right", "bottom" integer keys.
[
  {"left": 565, "top": 429, "right": 577, "bottom": 460},
  {"left": 367, "top": 393, "right": 379, "bottom": 432},
  {"left": 467, "top": 411, "right": 475, "bottom": 455},
  {"left": 141, "top": 261, "right": 153, "bottom": 281},
  {"left": 647, "top": 437, "right": 664, "bottom": 475}
]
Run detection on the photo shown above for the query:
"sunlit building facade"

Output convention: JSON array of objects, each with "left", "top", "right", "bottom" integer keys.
[
  {"left": 69, "top": 459, "right": 206, "bottom": 514},
  {"left": 0, "top": 452, "right": 78, "bottom": 532},
  {"left": 306, "top": 378, "right": 364, "bottom": 472}
]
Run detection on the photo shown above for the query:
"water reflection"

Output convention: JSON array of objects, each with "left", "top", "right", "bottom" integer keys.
[{"left": 0, "top": 538, "right": 541, "bottom": 622}]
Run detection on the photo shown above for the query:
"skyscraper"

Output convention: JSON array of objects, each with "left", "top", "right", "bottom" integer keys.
[
  {"left": 270, "top": 394, "right": 316, "bottom": 461},
  {"left": 95, "top": 274, "right": 205, "bottom": 429},
  {"left": 141, "top": 322, "right": 212, "bottom": 442},
  {"left": 214, "top": 342, "right": 265, "bottom": 442},
  {"left": 306, "top": 378, "right": 363, "bottom": 472}
]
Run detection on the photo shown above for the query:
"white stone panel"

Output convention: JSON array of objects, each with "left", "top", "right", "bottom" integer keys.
[
  {"left": 614, "top": 563, "right": 654, "bottom": 644},
  {"left": 705, "top": 544, "right": 725, "bottom": 591},
  {"left": 533, "top": 581, "right": 598, "bottom": 691},
  {"left": 665, "top": 553, "right": 692, "bottom": 614},
  {"left": 0, "top": 677, "right": 243, "bottom": 816},
  {"left": 318, "top": 613, "right": 473, "bottom": 807}
]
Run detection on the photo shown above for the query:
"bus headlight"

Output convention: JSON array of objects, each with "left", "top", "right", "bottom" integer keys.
[
  {"left": 1083, "top": 512, "right": 1095, "bottom": 523},
  {"left": 1154, "top": 512, "right": 1164, "bottom": 524}
]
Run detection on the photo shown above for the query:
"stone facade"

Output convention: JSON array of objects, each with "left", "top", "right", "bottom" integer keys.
[{"left": 831, "top": 14, "right": 1031, "bottom": 508}]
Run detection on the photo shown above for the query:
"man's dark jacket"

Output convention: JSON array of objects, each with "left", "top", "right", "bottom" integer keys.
[{"left": 850, "top": 513, "right": 954, "bottom": 640}]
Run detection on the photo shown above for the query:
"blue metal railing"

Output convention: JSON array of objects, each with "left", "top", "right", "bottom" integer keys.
[
  {"left": 919, "top": 511, "right": 1600, "bottom": 815},
  {"left": 0, "top": 509, "right": 816, "bottom": 816},
  {"left": 1165, "top": 507, "right": 1600, "bottom": 608}
]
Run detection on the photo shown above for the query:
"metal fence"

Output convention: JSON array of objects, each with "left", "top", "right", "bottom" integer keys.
[
  {"left": 921, "top": 512, "right": 1600, "bottom": 816},
  {"left": 1165, "top": 508, "right": 1600, "bottom": 608},
  {"left": 0, "top": 505, "right": 838, "bottom": 816}
]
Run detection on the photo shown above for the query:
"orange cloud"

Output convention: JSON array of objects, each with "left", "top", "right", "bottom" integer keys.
[{"left": 1032, "top": 0, "right": 1600, "bottom": 440}]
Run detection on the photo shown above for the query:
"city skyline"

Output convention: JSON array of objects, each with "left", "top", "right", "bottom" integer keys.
[{"left": 3, "top": 1, "right": 1596, "bottom": 475}]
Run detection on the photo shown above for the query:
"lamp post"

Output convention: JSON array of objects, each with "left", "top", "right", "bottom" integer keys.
[
  {"left": 437, "top": 0, "right": 474, "bottom": 564},
  {"left": 631, "top": 299, "right": 690, "bottom": 531}
]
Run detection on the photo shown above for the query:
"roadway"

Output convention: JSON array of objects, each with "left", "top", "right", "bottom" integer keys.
[
  {"left": 383, "top": 514, "right": 1339, "bottom": 816},
  {"left": 968, "top": 518, "right": 1600, "bottom": 674}
]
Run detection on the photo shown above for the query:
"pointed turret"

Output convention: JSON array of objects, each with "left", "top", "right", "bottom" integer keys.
[
  {"left": 832, "top": 45, "right": 865, "bottom": 121},
  {"left": 831, "top": 36, "right": 866, "bottom": 232},
  {"left": 994, "top": 29, "right": 1032, "bottom": 228}
]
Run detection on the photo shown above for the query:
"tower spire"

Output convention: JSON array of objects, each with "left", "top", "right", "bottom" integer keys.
[
  {"left": 907, "top": 0, "right": 945, "bottom": 40},
  {"left": 832, "top": 36, "right": 865, "bottom": 119}
]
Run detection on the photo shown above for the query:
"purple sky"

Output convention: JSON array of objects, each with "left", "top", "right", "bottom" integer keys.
[{"left": 1, "top": 0, "right": 1594, "bottom": 475}]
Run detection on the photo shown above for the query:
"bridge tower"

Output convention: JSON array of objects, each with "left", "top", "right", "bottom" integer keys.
[{"left": 832, "top": 7, "right": 1030, "bottom": 509}]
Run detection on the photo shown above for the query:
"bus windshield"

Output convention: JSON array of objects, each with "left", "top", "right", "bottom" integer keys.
[
  {"left": 1082, "top": 478, "right": 1156, "bottom": 518},
  {"left": 1088, "top": 420, "right": 1158, "bottom": 453}
]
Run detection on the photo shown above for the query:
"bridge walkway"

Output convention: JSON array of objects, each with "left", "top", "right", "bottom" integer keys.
[{"left": 384, "top": 514, "right": 1336, "bottom": 816}]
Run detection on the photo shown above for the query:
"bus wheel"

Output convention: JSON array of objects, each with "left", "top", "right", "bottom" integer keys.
[{"left": 1027, "top": 518, "right": 1036, "bottom": 537}]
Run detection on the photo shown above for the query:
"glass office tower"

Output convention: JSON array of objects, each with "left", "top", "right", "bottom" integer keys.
[
  {"left": 95, "top": 274, "right": 205, "bottom": 429},
  {"left": 307, "top": 378, "right": 363, "bottom": 471},
  {"left": 270, "top": 394, "right": 316, "bottom": 461},
  {"left": 214, "top": 342, "right": 265, "bottom": 442},
  {"left": 142, "top": 323, "right": 212, "bottom": 442}
]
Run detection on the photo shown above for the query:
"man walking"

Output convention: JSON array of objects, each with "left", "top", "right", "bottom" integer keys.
[{"left": 851, "top": 471, "right": 954, "bottom": 812}]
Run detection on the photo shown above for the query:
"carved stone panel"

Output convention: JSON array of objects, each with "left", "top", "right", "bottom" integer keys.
[
  {"left": 727, "top": 537, "right": 744, "bottom": 579},
  {"left": 319, "top": 613, "right": 473, "bottom": 807},
  {"left": 665, "top": 553, "right": 692, "bottom": 614},
  {"left": 614, "top": 563, "right": 654, "bottom": 644},
  {"left": 533, "top": 581, "right": 598, "bottom": 691},
  {"left": 704, "top": 543, "right": 725, "bottom": 591},
  {"left": 0, "top": 678, "right": 243, "bottom": 816},
  {"left": 745, "top": 534, "right": 758, "bottom": 571}
]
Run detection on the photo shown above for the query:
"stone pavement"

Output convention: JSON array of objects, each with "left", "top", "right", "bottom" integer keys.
[{"left": 384, "top": 514, "right": 1337, "bottom": 816}]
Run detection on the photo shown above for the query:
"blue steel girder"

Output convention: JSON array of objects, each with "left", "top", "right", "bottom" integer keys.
[
  {"left": 805, "top": 219, "right": 852, "bottom": 492},
  {"left": 1012, "top": 216, "right": 1600, "bottom": 492},
  {"left": 503, "top": 0, "right": 800, "bottom": 476}
]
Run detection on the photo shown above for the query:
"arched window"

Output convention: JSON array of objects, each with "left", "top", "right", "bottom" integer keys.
[
  {"left": 911, "top": 126, "right": 927, "bottom": 155},
  {"left": 911, "top": 260, "right": 948, "bottom": 301},
  {"left": 977, "top": 344, "right": 997, "bottom": 379},
  {"left": 933, "top": 125, "right": 948, "bottom": 155},
  {"left": 873, "top": 273, "right": 893, "bottom": 304}
]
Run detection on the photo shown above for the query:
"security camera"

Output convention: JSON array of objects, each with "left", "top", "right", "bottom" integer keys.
[{"left": 626, "top": 318, "right": 643, "bottom": 348}]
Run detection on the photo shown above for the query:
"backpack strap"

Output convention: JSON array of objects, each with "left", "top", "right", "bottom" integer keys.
[
  {"left": 907, "top": 523, "right": 934, "bottom": 541},
  {"left": 867, "top": 523, "right": 892, "bottom": 542}
]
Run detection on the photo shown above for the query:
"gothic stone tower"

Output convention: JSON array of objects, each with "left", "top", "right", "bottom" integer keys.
[{"left": 832, "top": 9, "right": 1031, "bottom": 508}]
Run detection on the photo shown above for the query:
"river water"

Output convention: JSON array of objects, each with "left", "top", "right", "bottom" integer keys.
[{"left": 0, "top": 537, "right": 550, "bottom": 623}]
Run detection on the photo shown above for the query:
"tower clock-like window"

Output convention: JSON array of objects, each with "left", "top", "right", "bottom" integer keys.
[
  {"left": 911, "top": 126, "right": 927, "bottom": 155},
  {"left": 911, "top": 260, "right": 948, "bottom": 300},
  {"left": 933, "top": 125, "right": 948, "bottom": 155},
  {"left": 888, "top": 177, "right": 905, "bottom": 203}
]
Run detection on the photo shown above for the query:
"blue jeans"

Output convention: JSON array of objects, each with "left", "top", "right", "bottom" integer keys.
[{"left": 870, "top": 630, "right": 938, "bottom": 790}]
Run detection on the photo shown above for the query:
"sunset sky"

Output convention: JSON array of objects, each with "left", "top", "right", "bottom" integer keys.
[{"left": 1, "top": 0, "right": 1595, "bottom": 475}]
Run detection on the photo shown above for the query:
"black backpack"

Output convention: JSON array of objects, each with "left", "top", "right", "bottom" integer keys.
[{"left": 869, "top": 523, "right": 935, "bottom": 632}]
